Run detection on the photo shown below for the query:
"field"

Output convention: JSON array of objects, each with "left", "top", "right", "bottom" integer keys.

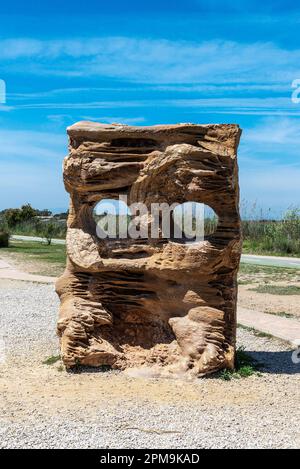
[{"left": 0, "top": 241, "right": 66, "bottom": 276}]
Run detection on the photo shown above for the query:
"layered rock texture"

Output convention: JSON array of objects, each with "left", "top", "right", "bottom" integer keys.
[{"left": 56, "top": 122, "right": 242, "bottom": 376}]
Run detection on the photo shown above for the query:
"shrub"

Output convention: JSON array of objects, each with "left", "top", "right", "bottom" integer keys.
[
  {"left": 218, "top": 346, "right": 262, "bottom": 381},
  {"left": 40, "top": 222, "right": 57, "bottom": 245},
  {"left": 10, "top": 218, "right": 66, "bottom": 240},
  {"left": 2, "top": 203, "right": 38, "bottom": 227},
  {"left": 0, "top": 230, "right": 9, "bottom": 247},
  {"left": 241, "top": 205, "right": 300, "bottom": 256}
]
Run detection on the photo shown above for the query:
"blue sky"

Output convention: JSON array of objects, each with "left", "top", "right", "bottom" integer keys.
[{"left": 0, "top": 0, "right": 300, "bottom": 215}]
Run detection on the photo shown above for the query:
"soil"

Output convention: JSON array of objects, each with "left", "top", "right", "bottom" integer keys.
[
  {"left": 0, "top": 250, "right": 64, "bottom": 277},
  {"left": 238, "top": 282, "right": 300, "bottom": 318}
]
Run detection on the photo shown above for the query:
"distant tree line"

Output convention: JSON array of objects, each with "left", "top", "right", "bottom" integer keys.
[
  {"left": 0, "top": 204, "right": 68, "bottom": 227},
  {"left": 0, "top": 204, "right": 68, "bottom": 246}
]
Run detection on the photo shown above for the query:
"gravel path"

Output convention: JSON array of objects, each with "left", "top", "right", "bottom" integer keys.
[{"left": 0, "top": 280, "right": 299, "bottom": 449}]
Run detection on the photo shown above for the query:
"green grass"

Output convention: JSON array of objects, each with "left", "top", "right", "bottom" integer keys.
[
  {"left": 11, "top": 219, "right": 66, "bottom": 240},
  {"left": 238, "top": 262, "right": 300, "bottom": 285},
  {"left": 242, "top": 239, "right": 300, "bottom": 257},
  {"left": 238, "top": 263, "right": 300, "bottom": 283},
  {"left": 239, "top": 263, "right": 298, "bottom": 276},
  {"left": 1, "top": 241, "right": 66, "bottom": 265},
  {"left": 237, "top": 323, "right": 274, "bottom": 339},
  {"left": 249, "top": 284, "right": 300, "bottom": 295},
  {"left": 241, "top": 208, "right": 300, "bottom": 256},
  {"left": 43, "top": 355, "right": 61, "bottom": 365},
  {"left": 218, "top": 346, "right": 262, "bottom": 381},
  {"left": 264, "top": 311, "right": 294, "bottom": 319}
]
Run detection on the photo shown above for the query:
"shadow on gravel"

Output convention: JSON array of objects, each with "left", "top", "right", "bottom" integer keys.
[
  {"left": 66, "top": 365, "right": 119, "bottom": 375},
  {"left": 64, "top": 353, "right": 299, "bottom": 376},
  {"left": 246, "top": 350, "right": 300, "bottom": 375}
]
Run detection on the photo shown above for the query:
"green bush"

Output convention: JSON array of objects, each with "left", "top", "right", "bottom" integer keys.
[
  {"left": 40, "top": 222, "right": 57, "bottom": 245},
  {"left": 2, "top": 203, "right": 38, "bottom": 227},
  {"left": 0, "top": 230, "right": 9, "bottom": 247},
  {"left": 11, "top": 218, "right": 66, "bottom": 240},
  {"left": 242, "top": 206, "right": 300, "bottom": 256},
  {"left": 219, "top": 346, "right": 262, "bottom": 381}
]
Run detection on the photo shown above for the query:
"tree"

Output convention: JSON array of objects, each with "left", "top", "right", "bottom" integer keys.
[
  {"left": 36, "top": 209, "right": 52, "bottom": 217},
  {"left": 41, "top": 222, "right": 56, "bottom": 245},
  {"left": 53, "top": 211, "right": 68, "bottom": 220},
  {"left": 3, "top": 208, "right": 22, "bottom": 227},
  {"left": 3, "top": 204, "right": 37, "bottom": 227},
  {"left": 20, "top": 204, "right": 37, "bottom": 220}
]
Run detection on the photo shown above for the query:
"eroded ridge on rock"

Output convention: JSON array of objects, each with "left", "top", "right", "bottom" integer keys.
[{"left": 56, "top": 122, "right": 242, "bottom": 376}]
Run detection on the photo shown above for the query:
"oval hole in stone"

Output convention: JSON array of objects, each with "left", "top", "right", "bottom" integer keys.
[
  {"left": 93, "top": 199, "right": 131, "bottom": 239},
  {"left": 172, "top": 202, "right": 218, "bottom": 243}
]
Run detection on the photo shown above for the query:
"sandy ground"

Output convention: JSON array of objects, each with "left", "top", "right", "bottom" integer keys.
[
  {"left": 238, "top": 265, "right": 300, "bottom": 318},
  {"left": 0, "top": 250, "right": 64, "bottom": 277},
  {"left": 238, "top": 283, "right": 300, "bottom": 318},
  {"left": 0, "top": 279, "right": 299, "bottom": 449},
  {"left": 2, "top": 248, "right": 300, "bottom": 319}
]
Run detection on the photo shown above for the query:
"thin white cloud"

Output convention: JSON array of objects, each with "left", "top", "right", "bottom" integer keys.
[
  {"left": 45, "top": 114, "right": 146, "bottom": 125},
  {"left": 8, "top": 87, "right": 126, "bottom": 100},
  {"left": 0, "top": 161, "right": 68, "bottom": 210},
  {"left": 0, "top": 129, "right": 68, "bottom": 210},
  {"left": 243, "top": 117, "right": 300, "bottom": 145},
  {"left": 0, "top": 129, "right": 66, "bottom": 161},
  {"left": 0, "top": 104, "right": 14, "bottom": 112},
  {"left": 0, "top": 124, "right": 298, "bottom": 212},
  {"left": 7, "top": 83, "right": 289, "bottom": 102},
  {"left": 237, "top": 117, "right": 300, "bottom": 209},
  {"left": 240, "top": 164, "right": 300, "bottom": 206},
  {"left": 79, "top": 116, "right": 146, "bottom": 124},
  {"left": 12, "top": 96, "right": 300, "bottom": 116},
  {"left": 1, "top": 37, "right": 300, "bottom": 84}
]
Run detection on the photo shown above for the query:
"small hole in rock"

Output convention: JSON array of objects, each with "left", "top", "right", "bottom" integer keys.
[{"left": 172, "top": 202, "right": 218, "bottom": 243}]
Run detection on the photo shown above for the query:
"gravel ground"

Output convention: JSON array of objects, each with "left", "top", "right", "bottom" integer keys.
[{"left": 0, "top": 279, "right": 299, "bottom": 449}]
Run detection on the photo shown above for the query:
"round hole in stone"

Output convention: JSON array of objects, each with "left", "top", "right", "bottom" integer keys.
[
  {"left": 93, "top": 199, "right": 131, "bottom": 239},
  {"left": 172, "top": 202, "right": 218, "bottom": 242}
]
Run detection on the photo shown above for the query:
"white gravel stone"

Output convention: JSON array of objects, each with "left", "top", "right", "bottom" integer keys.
[{"left": 0, "top": 280, "right": 299, "bottom": 449}]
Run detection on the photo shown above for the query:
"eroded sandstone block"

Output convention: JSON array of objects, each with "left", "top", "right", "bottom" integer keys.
[{"left": 56, "top": 122, "right": 242, "bottom": 376}]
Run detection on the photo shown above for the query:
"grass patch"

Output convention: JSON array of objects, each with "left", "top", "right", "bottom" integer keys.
[
  {"left": 238, "top": 324, "right": 291, "bottom": 346},
  {"left": 218, "top": 346, "right": 262, "bottom": 381},
  {"left": 0, "top": 240, "right": 66, "bottom": 265},
  {"left": 11, "top": 219, "right": 66, "bottom": 240},
  {"left": 43, "top": 355, "right": 61, "bottom": 365},
  {"left": 242, "top": 239, "right": 300, "bottom": 257},
  {"left": 238, "top": 279, "right": 255, "bottom": 285},
  {"left": 249, "top": 284, "right": 300, "bottom": 295},
  {"left": 238, "top": 263, "right": 300, "bottom": 284},
  {"left": 238, "top": 323, "right": 274, "bottom": 339},
  {"left": 264, "top": 310, "right": 294, "bottom": 319},
  {"left": 239, "top": 263, "right": 299, "bottom": 277},
  {"left": 241, "top": 208, "right": 300, "bottom": 256}
]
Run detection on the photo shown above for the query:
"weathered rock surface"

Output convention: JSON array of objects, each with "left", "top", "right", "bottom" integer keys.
[{"left": 56, "top": 122, "right": 242, "bottom": 376}]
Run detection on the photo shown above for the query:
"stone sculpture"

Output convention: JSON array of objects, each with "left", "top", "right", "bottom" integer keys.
[{"left": 56, "top": 122, "right": 242, "bottom": 376}]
